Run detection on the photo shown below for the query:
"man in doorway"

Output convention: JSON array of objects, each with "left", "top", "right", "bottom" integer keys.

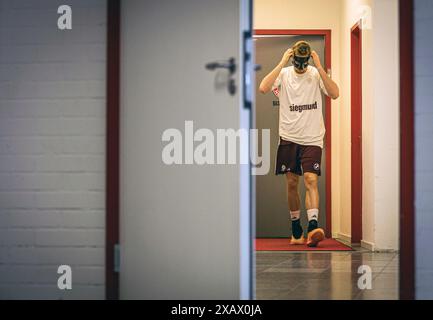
[{"left": 259, "top": 41, "right": 339, "bottom": 247}]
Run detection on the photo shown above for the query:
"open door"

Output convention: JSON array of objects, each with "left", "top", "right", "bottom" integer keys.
[{"left": 108, "top": 0, "right": 254, "bottom": 299}]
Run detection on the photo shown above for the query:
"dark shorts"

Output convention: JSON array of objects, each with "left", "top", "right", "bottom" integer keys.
[{"left": 275, "top": 138, "right": 322, "bottom": 176}]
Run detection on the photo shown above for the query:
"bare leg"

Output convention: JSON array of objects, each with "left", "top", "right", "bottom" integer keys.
[
  {"left": 306, "top": 189, "right": 311, "bottom": 210},
  {"left": 304, "top": 172, "right": 319, "bottom": 209},
  {"left": 304, "top": 172, "right": 324, "bottom": 246},
  {"left": 286, "top": 172, "right": 300, "bottom": 211},
  {"left": 286, "top": 172, "right": 304, "bottom": 242}
]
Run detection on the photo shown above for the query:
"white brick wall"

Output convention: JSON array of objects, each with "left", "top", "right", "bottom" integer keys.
[
  {"left": 415, "top": 0, "right": 433, "bottom": 300},
  {"left": 0, "top": 0, "right": 106, "bottom": 299}
]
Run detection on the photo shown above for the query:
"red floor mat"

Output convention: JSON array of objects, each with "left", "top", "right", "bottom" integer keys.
[{"left": 255, "top": 238, "right": 353, "bottom": 251}]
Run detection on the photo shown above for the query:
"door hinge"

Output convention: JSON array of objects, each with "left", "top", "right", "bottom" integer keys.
[{"left": 114, "top": 243, "right": 120, "bottom": 273}]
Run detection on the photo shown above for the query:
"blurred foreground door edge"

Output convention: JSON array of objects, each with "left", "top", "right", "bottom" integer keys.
[{"left": 118, "top": 0, "right": 254, "bottom": 299}]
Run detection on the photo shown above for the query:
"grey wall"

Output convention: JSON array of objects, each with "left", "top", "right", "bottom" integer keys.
[
  {"left": 415, "top": 0, "right": 433, "bottom": 300},
  {"left": 0, "top": 0, "right": 106, "bottom": 299}
]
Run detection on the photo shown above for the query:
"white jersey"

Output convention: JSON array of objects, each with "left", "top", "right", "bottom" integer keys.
[{"left": 272, "top": 65, "right": 329, "bottom": 148}]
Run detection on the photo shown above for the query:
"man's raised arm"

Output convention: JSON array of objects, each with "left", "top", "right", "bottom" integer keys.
[{"left": 259, "top": 48, "right": 293, "bottom": 94}]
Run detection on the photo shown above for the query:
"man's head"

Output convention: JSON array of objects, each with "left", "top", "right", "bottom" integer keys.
[{"left": 292, "top": 41, "right": 311, "bottom": 73}]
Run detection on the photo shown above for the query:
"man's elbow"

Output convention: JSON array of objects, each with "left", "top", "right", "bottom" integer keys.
[
  {"left": 259, "top": 85, "right": 269, "bottom": 94},
  {"left": 330, "top": 90, "right": 339, "bottom": 100}
]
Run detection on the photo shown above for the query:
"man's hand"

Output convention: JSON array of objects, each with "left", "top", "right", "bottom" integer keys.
[
  {"left": 313, "top": 50, "right": 340, "bottom": 99},
  {"left": 259, "top": 48, "right": 293, "bottom": 94},
  {"left": 311, "top": 51, "right": 322, "bottom": 69},
  {"left": 280, "top": 48, "right": 294, "bottom": 66}
]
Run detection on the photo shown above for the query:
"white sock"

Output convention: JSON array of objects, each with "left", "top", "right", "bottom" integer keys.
[
  {"left": 290, "top": 210, "right": 300, "bottom": 221},
  {"left": 307, "top": 208, "right": 319, "bottom": 221}
]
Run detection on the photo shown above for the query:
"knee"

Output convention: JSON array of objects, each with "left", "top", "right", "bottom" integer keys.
[
  {"left": 304, "top": 173, "right": 318, "bottom": 190},
  {"left": 286, "top": 175, "right": 299, "bottom": 191}
]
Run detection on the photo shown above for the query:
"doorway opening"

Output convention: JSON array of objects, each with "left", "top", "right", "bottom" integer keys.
[{"left": 254, "top": 30, "right": 333, "bottom": 242}]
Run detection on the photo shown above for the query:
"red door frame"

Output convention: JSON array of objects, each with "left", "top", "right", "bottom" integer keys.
[
  {"left": 106, "top": 4, "right": 415, "bottom": 300},
  {"left": 350, "top": 21, "right": 362, "bottom": 244},
  {"left": 399, "top": 0, "right": 415, "bottom": 300},
  {"left": 254, "top": 29, "right": 332, "bottom": 238}
]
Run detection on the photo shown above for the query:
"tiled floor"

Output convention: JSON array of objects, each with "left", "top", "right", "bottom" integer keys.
[{"left": 255, "top": 248, "right": 398, "bottom": 300}]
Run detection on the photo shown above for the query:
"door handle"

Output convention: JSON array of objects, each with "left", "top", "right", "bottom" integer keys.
[
  {"left": 205, "top": 57, "right": 236, "bottom": 96},
  {"left": 204, "top": 58, "right": 260, "bottom": 97},
  {"left": 205, "top": 59, "right": 260, "bottom": 73},
  {"left": 205, "top": 57, "right": 236, "bottom": 74}
]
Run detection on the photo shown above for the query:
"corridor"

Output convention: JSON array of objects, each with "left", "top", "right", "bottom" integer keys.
[{"left": 256, "top": 250, "right": 398, "bottom": 299}]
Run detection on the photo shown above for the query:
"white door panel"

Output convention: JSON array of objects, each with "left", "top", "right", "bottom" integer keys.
[{"left": 119, "top": 0, "right": 252, "bottom": 299}]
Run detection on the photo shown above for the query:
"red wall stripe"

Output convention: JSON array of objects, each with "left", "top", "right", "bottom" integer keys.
[
  {"left": 106, "top": 0, "right": 120, "bottom": 300},
  {"left": 399, "top": 0, "right": 415, "bottom": 300}
]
